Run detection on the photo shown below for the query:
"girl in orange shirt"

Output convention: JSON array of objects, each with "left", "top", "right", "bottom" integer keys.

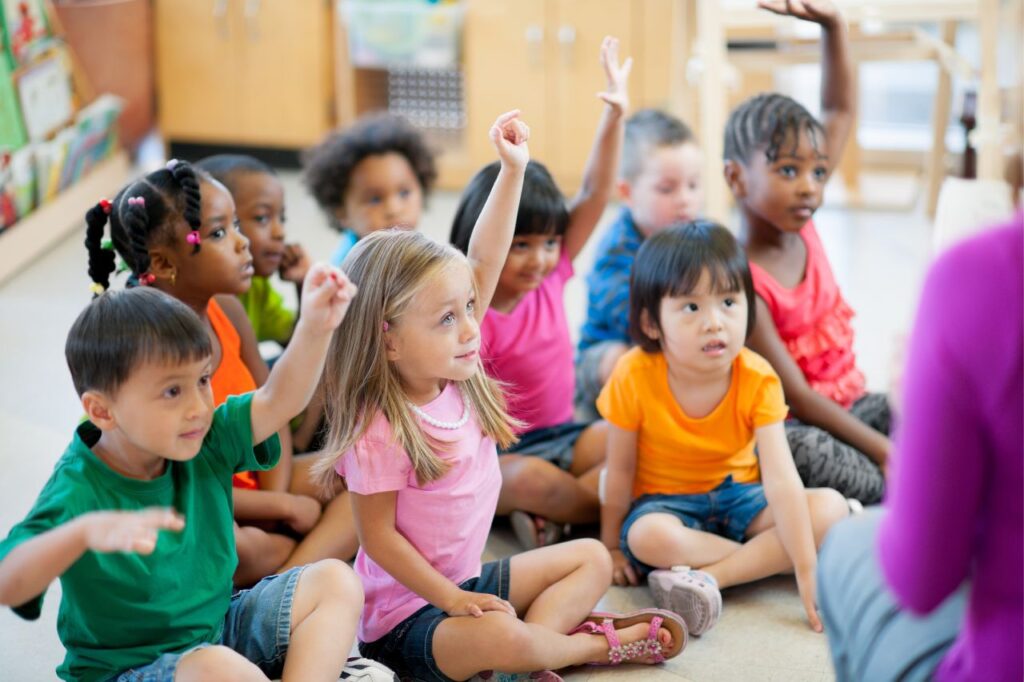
[{"left": 598, "top": 221, "right": 848, "bottom": 636}]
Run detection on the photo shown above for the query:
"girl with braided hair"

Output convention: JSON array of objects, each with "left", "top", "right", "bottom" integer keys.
[
  {"left": 723, "top": 0, "right": 888, "bottom": 506},
  {"left": 84, "top": 161, "right": 358, "bottom": 587}
]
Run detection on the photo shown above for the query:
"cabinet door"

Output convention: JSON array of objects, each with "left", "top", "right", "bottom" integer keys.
[
  {"left": 548, "top": 0, "right": 635, "bottom": 192},
  {"left": 463, "top": 0, "right": 549, "bottom": 170},
  {"left": 236, "top": 0, "right": 334, "bottom": 147},
  {"left": 155, "top": 0, "right": 242, "bottom": 143}
]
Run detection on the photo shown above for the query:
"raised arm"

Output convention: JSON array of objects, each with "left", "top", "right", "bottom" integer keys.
[
  {"left": 601, "top": 424, "right": 640, "bottom": 587},
  {"left": 250, "top": 265, "right": 356, "bottom": 444},
  {"left": 747, "top": 297, "right": 889, "bottom": 466},
  {"left": 563, "top": 36, "right": 632, "bottom": 261},
  {"left": 467, "top": 111, "right": 530, "bottom": 318},
  {"left": 758, "top": 0, "right": 854, "bottom": 174}
]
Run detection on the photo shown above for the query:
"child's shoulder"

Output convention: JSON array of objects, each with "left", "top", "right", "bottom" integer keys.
[
  {"left": 736, "top": 347, "right": 782, "bottom": 385},
  {"left": 613, "top": 347, "right": 664, "bottom": 379},
  {"left": 593, "top": 207, "right": 642, "bottom": 259}
]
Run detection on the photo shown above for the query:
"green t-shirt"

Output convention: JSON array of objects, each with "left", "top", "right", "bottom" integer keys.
[
  {"left": 0, "top": 393, "right": 280, "bottom": 682},
  {"left": 238, "top": 275, "right": 296, "bottom": 345}
]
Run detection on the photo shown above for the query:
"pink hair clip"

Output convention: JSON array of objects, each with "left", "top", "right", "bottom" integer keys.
[
  {"left": 140, "top": 273, "right": 157, "bottom": 286},
  {"left": 127, "top": 196, "right": 145, "bottom": 208},
  {"left": 98, "top": 198, "right": 112, "bottom": 214},
  {"left": 186, "top": 230, "right": 201, "bottom": 246},
  {"left": 382, "top": 321, "right": 390, "bottom": 332}
]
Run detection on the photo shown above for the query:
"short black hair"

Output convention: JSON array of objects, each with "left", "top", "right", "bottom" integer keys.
[
  {"left": 449, "top": 160, "right": 568, "bottom": 254},
  {"left": 723, "top": 92, "right": 826, "bottom": 165},
  {"left": 65, "top": 287, "right": 212, "bottom": 397},
  {"left": 195, "top": 154, "right": 276, "bottom": 195},
  {"left": 303, "top": 113, "right": 437, "bottom": 229},
  {"left": 621, "top": 109, "right": 695, "bottom": 181},
  {"left": 629, "top": 220, "right": 755, "bottom": 352}
]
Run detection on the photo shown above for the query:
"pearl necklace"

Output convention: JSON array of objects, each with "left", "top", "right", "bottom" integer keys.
[{"left": 408, "top": 390, "right": 470, "bottom": 430}]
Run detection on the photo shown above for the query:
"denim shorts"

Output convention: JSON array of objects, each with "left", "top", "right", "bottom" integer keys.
[
  {"left": 359, "top": 558, "right": 511, "bottom": 682},
  {"left": 620, "top": 475, "right": 768, "bottom": 576},
  {"left": 113, "top": 566, "right": 304, "bottom": 682},
  {"left": 500, "top": 421, "right": 590, "bottom": 471}
]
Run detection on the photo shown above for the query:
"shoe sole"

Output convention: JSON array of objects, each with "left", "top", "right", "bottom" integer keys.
[{"left": 648, "top": 571, "right": 721, "bottom": 636}]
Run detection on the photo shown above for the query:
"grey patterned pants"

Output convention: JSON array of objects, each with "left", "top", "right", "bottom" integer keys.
[{"left": 786, "top": 393, "right": 889, "bottom": 505}]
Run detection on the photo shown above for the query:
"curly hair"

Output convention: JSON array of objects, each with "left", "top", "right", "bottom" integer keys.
[
  {"left": 723, "top": 93, "right": 825, "bottom": 165},
  {"left": 302, "top": 113, "right": 437, "bottom": 228}
]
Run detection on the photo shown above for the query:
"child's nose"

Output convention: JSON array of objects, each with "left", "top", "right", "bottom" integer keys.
[
  {"left": 459, "top": 314, "right": 478, "bottom": 342},
  {"left": 235, "top": 229, "right": 250, "bottom": 251}
]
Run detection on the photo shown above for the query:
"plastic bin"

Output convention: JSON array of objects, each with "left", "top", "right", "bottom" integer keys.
[{"left": 341, "top": 0, "right": 463, "bottom": 70}]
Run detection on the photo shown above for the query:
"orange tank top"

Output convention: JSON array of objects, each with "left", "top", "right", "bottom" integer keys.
[{"left": 208, "top": 298, "right": 260, "bottom": 489}]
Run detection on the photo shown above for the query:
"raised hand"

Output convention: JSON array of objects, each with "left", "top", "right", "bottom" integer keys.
[
  {"left": 445, "top": 588, "right": 517, "bottom": 618},
  {"left": 299, "top": 263, "right": 358, "bottom": 332},
  {"left": 758, "top": 0, "right": 840, "bottom": 27},
  {"left": 597, "top": 36, "right": 632, "bottom": 114},
  {"left": 279, "top": 243, "right": 311, "bottom": 284},
  {"left": 83, "top": 508, "right": 185, "bottom": 555},
  {"left": 489, "top": 109, "right": 531, "bottom": 171}
]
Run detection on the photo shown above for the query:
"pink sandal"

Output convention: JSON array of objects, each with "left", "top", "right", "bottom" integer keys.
[{"left": 568, "top": 609, "right": 687, "bottom": 664}]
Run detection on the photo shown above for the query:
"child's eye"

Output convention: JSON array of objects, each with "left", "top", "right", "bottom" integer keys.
[
  {"left": 466, "top": 299, "right": 475, "bottom": 314},
  {"left": 279, "top": 211, "right": 287, "bottom": 223},
  {"left": 367, "top": 195, "right": 382, "bottom": 205},
  {"left": 253, "top": 214, "right": 270, "bottom": 225},
  {"left": 210, "top": 228, "right": 226, "bottom": 239},
  {"left": 779, "top": 166, "right": 797, "bottom": 178},
  {"left": 199, "top": 374, "right": 212, "bottom": 387},
  {"left": 656, "top": 184, "right": 675, "bottom": 194},
  {"left": 683, "top": 302, "right": 698, "bottom": 312},
  {"left": 545, "top": 238, "right": 559, "bottom": 249},
  {"left": 399, "top": 189, "right": 412, "bottom": 199},
  {"left": 511, "top": 240, "right": 529, "bottom": 251},
  {"left": 813, "top": 166, "right": 828, "bottom": 181},
  {"left": 163, "top": 386, "right": 181, "bottom": 399},
  {"left": 441, "top": 312, "right": 456, "bottom": 326},
  {"left": 723, "top": 297, "right": 736, "bottom": 307}
]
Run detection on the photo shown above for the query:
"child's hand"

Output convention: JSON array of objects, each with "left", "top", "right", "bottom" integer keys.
[
  {"left": 82, "top": 508, "right": 185, "bottom": 555},
  {"left": 610, "top": 548, "right": 639, "bottom": 586},
  {"left": 597, "top": 36, "right": 632, "bottom": 115},
  {"left": 285, "top": 494, "right": 322, "bottom": 534},
  {"left": 758, "top": 0, "right": 840, "bottom": 28},
  {"left": 299, "top": 264, "right": 358, "bottom": 333},
  {"left": 795, "top": 566, "right": 824, "bottom": 632},
  {"left": 444, "top": 588, "right": 517, "bottom": 618},
  {"left": 279, "top": 243, "right": 311, "bottom": 284},
  {"left": 490, "top": 110, "right": 530, "bottom": 171}
]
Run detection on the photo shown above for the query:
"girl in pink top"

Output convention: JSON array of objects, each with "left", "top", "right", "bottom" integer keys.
[
  {"left": 313, "top": 113, "right": 685, "bottom": 682},
  {"left": 723, "top": 0, "right": 887, "bottom": 504},
  {"left": 448, "top": 37, "right": 631, "bottom": 550}
]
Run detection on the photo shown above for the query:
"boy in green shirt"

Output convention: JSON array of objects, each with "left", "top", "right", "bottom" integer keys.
[{"left": 0, "top": 265, "right": 365, "bottom": 682}]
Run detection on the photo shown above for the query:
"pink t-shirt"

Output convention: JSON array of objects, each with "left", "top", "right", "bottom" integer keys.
[
  {"left": 481, "top": 252, "right": 575, "bottom": 432},
  {"left": 336, "top": 382, "right": 502, "bottom": 643},
  {"left": 748, "top": 222, "right": 866, "bottom": 409}
]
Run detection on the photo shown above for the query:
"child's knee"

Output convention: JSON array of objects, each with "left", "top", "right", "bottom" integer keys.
[
  {"left": 567, "top": 538, "right": 613, "bottom": 579},
  {"left": 505, "top": 458, "right": 565, "bottom": 504},
  {"left": 300, "top": 558, "right": 365, "bottom": 606},
  {"left": 807, "top": 488, "right": 849, "bottom": 545},
  {"left": 176, "top": 645, "right": 264, "bottom": 682}
]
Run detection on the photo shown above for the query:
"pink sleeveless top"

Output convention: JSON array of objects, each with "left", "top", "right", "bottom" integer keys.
[{"left": 749, "top": 222, "right": 866, "bottom": 409}]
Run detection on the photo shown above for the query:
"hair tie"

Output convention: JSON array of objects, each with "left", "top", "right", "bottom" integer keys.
[
  {"left": 89, "top": 282, "right": 105, "bottom": 296},
  {"left": 101, "top": 239, "right": 114, "bottom": 251},
  {"left": 382, "top": 321, "right": 390, "bottom": 332},
  {"left": 127, "top": 196, "right": 145, "bottom": 208},
  {"left": 98, "top": 198, "right": 112, "bottom": 214},
  {"left": 166, "top": 159, "right": 179, "bottom": 170},
  {"left": 186, "top": 230, "right": 201, "bottom": 246},
  {"left": 140, "top": 273, "right": 156, "bottom": 286}
]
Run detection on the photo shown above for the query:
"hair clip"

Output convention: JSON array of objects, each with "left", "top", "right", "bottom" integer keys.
[
  {"left": 99, "top": 198, "right": 112, "bottom": 214},
  {"left": 166, "top": 159, "right": 179, "bottom": 170},
  {"left": 186, "top": 230, "right": 201, "bottom": 246},
  {"left": 127, "top": 196, "right": 145, "bottom": 208},
  {"left": 382, "top": 321, "right": 390, "bottom": 332},
  {"left": 116, "top": 259, "right": 130, "bottom": 274},
  {"left": 101, "top": 239, "right": 114, "bottom": 251},
  {"left": 89, "top": 282, "right": 105, "bottom": 296},
  {"left": 140, "top": 273, "right": 157, "bottom": 286}
]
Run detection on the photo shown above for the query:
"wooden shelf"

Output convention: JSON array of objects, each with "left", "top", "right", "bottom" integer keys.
[{"left": 0, "top": 151, "right": 132, "bottom": 286}]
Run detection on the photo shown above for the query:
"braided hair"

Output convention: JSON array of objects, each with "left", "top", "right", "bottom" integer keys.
[
  {"left": 723, "top": 93, "right": 826, "bottom": 165},
  {"left": 85, "top": 161, "right": 207, "bottom": 296}
]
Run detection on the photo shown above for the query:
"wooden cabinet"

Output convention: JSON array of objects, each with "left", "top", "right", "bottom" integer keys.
[{"left": 155, "top": 0, "right": 334, "bottom": 149}]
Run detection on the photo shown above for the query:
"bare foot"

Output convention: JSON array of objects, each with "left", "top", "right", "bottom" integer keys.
[{"left": 586, "top": 621, "right": 674, "bottom": 665}]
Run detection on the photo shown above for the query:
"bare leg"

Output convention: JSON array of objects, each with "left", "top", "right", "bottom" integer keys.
[
  {"left": 626, "top": 513, "right": 742, "bottom": 570},
  {"left": 508, "top": 539, "right": 611, "bottom": 630},
  {"left": 175, "top": 645, "right": 269, "bottom": 681},
  {"left": 569, "top": 421, "right": 608, "bottom": 497},
  {"left": 278, "top": 491, "right": 359, "bottom": 569},
  {"left": 280, "top": 560, "right": 364, "bottom": 682},
  {"left": 497, "top": 455, "right": 599, "bottom": 524},
  {"left": 234, "top": 524, "right": 296, "bottom": 588}
]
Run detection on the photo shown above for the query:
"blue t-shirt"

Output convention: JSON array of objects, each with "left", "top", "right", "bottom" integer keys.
[
  {"left": 330, "top": 229, "right": 359, "bottom": 268},
  {"left": 578, "top": 207, "right": 644, "bottom": 352}
]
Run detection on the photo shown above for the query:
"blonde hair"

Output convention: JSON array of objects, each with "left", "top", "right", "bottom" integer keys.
[{"left": 313, "top": 229, "right": 519, "bottom": 492}]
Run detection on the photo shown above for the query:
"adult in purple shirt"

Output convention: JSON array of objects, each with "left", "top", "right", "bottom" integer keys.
[{"left": 817, "top": 214, "right": 1023, "bottom": 681}]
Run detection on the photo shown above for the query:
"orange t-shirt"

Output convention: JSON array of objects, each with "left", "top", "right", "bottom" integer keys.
[
  {"left": 596, "top": 347, "right": 788, "bottom": 498},
  {"left": 208, "top": 298, "right": 260, "bottom": 490}
]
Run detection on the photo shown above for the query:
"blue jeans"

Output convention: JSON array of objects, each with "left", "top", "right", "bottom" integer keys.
[
  {"left": 620, "top": 475, "right": 768, "bottom": 576},
  {"left": 359, "top": 559, "right": 511, "bottom": 682},
  {"left": 818, "top": 510, "right": 965, "bottom": 682},
  {"left": 113, "top": 566, "right": 304, "bottom": 681}
]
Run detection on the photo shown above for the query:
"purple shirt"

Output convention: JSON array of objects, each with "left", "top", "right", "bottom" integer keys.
[
  {"left": 879, "top": 216, "right": 1023, "bottom": 681},
  {"left": 481, "top": 252, "right": 576, "bottom": 432},
  {"left": 336, "top": 383, "right": 502, "bottom": 643}
]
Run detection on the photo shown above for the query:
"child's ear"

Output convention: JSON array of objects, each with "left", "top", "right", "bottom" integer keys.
[
  {"left": 639, "top": 309, "right": 660, "bottom": 341},
  {"left": 383, "top": 331, "right": 400, "bottom": 362},
  {"left": 148, "top": 247, "right": 178, "bottom": 282},
  {"left": 617, "top": 178, "right": 633, "bottom": 206},
  {"left": 333, "top": 206, "right": 348, "bottom": 224},
  {"left": 82, "top": 391, "right": 116, "bottom": 430},
  {"left": 723, "top": 160, "right": 747, "bottom": 199}
]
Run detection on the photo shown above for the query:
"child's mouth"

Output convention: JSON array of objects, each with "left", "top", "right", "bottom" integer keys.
[{"left": 702, "top": 340, "right": 727, "bottom": 355}]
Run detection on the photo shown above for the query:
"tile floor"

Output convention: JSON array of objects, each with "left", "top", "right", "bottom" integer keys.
[{"left": 0, "top": 169, "right": 935, "bottom": 681}]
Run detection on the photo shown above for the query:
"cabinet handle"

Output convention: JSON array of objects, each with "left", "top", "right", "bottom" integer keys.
[
  {"left": 213, "top": 0, "right": 229, "bottom": 39},
  {"left": 557, "top": 25, "right": 575, "bottom": 66},
  {"left": 245, "top": 0, "right": 261, "bottom": 42},
  {"left": 525, "top": 25, "right": 543, "bottom": 67}
]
